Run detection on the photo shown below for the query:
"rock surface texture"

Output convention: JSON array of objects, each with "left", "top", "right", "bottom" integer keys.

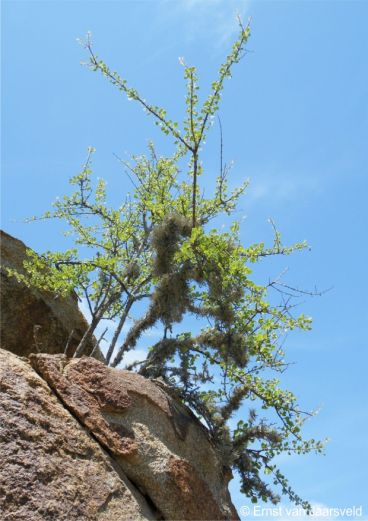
[
  {"left": 0, "top": 230, "right": 103, "bottom": 360},
  {"left": 0, "top": 349, "right": 156, "bottom": 521},
  {"left": 0, "top": 349, "right": 240, "bottom": 520}
]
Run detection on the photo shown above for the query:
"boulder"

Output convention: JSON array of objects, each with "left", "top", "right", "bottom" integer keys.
[
  {"left": 30, "top": 354, "right": 240, "bottom": 521},
  {"left": 0, "top": 230, "right": 103, "bottom": 361},
  {"left": 0, "top": 348, "right": 157, "bottom": 521}
]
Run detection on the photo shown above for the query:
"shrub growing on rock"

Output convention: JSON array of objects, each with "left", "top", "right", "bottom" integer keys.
[{"left": 8, "top": 18, "right": 325, "bottom": 509}]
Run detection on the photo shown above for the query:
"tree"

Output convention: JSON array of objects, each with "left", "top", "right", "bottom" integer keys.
[{"left": 8, "top": 18, "right": 325, "bottom": 509}]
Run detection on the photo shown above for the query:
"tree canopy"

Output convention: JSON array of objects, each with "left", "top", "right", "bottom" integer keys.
[{"left": 8, "top": 18, "right": 325, "bottom": 509}]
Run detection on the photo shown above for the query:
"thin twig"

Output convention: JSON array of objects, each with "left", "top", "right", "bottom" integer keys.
[{"left": 64, "top": 329, "right": 75, "bottom": 356}]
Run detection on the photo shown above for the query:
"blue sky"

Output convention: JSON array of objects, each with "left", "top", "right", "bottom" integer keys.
[{"left": 2, "top": 0, "right": 368, "bottom": 518}]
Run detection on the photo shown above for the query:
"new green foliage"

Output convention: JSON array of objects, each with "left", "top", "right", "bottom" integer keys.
[{"left": 8, "top": 18, "right": 325, "bottom": 509}]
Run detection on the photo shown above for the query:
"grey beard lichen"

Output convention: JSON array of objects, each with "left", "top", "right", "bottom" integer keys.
[
  {"left": 112, "top": 214, "right": 193, "bottom": 366},
  {"left": 151, "top": 213, "right": 192, "bottom": 276},
  {"left": 141, "top": 213, "right": 193, "bottom": 327},
  {"left": 119, "top": 212, "right": 251, "bottom": 373}
]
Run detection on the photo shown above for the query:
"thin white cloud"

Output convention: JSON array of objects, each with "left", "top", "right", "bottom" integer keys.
[
  {"left": 78, "top": 297, "right": 163, "bottom": 363},
  {"left": 78, "top": 298, "right": 134, "bottom": 357},
  {"left": 121, "top": 348, "right": 148, "bottom": 368},
  {"left": 142, "top": 325, "right": 163, "bottom": 338},
  {"left": 158, "top": 0, "right": 251, "bottom": 48},
  {"left": 247, "top": 172, "right": 322, "bottom": 204}
]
